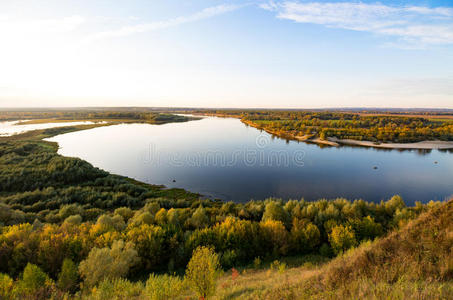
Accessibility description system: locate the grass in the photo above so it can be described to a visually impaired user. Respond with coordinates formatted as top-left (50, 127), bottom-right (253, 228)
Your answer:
top-left (208, 199), bottom-right (453, 299)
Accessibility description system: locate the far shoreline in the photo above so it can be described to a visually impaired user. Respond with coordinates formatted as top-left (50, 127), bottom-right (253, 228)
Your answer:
top-left (328, 137), bottom-right (453, 150)
top-left (239, 119), bottom-right (453, 150)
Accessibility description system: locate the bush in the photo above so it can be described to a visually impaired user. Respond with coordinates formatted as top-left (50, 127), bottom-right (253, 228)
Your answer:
top-left (185, 246), bottom-right (221, 299)
top-left (89, 278), bottom-right (143, 300)
top-left (0, 273), bottom-right (14, 300)
top-left (79, 240), bottom-right (139, 288)
top-left (319, 243), bottom-right (333, 257)
top-left (145, 273), bottom-right (186, 300)
top-left (63, 214), bottom-right (82, 226)
top-left (190, 206), bottom-right (210, 229)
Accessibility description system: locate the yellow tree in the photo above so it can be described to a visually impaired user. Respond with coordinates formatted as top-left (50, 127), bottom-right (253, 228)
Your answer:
top-left (185, 246), bottom-right (221, 300)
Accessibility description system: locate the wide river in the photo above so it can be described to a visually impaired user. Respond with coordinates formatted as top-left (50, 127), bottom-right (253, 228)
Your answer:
top-left (47, 116), bottom-right (453, 205)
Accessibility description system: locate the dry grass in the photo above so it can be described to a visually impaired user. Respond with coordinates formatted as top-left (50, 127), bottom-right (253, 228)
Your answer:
top-left (213, 265), bottom-right (321, 300)
top-left (210, 200), bottom-right (453, 299)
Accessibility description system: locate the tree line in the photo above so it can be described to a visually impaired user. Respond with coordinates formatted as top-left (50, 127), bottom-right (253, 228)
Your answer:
top-left (198, 110), bottom-right (453, 143)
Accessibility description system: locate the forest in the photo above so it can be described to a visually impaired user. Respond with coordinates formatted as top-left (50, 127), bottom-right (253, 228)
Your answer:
top-left (0, 111), bottom-right (445, 299)
top-left (197, 110), bottom-right (453, 143)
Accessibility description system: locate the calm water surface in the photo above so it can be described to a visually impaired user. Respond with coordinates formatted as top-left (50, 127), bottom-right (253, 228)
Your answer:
top-left (0, 120), bottom-right (98, 136)
top-left (47, 116), bottom-right (453, 205)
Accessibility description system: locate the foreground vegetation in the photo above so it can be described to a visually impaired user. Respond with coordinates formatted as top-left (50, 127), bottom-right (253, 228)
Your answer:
top-left (2, 199), bottom-right (451, 299)
top-left (1, 109), bottom-right (451, 299)
top-left (199, 110), bottom-right (453, 143)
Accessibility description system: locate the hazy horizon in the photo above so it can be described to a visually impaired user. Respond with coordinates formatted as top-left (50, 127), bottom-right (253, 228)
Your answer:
top-left (1, 0), bottom-right (452, 108)
top-left (2, 105), bottom-right (453, 111)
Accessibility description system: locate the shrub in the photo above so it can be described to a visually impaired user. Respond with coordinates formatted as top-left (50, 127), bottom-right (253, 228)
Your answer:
top-left (319, 243), bottom-right (333, 257)
top-left (270, 260), bottom-right (287, 274)
top-left (154, 208), bottom-right (168, 226)
top-left (253, 257), bottom-right (262, 269)
top-left (114, 207), bottom-right (134, 222)
top-left (190, 206), bottom-right (210, 229)
top-left (185, 246), bottom-right (221, 299)
top-left (0, 273), bottom-right (14, 300)
top-left (63, 214), bottom-right (82, 226)
top-left (79, 240), bottom-right (139, 288)
top-left (145, 273), bottom-right (185, 300)
top-left (89, 278), bottom-right (143, 300)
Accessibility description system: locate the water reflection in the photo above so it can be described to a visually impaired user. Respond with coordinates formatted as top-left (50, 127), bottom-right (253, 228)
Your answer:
top-left (0, 120), bottom-right (99, 136)
top-left (46, 116), bottom-right (453, 205)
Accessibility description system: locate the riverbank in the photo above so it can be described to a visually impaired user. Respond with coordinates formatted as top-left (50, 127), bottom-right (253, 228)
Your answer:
top-left (241, 119), bottom-right (453, 150)
top-left (329, 137), bottom-right (453, 150)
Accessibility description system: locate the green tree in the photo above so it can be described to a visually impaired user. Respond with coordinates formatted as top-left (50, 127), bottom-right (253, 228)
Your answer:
top-left (290, 219), bottom-right (321, 253)
top-left (260, 220), bottom-right (289, 256)
top-left (21, 263), bottom-right (49, 292)
top-left (16, 263), bottom-right (52, 299)
top-left (57, 258), bottom-right (78, 293)
top-left (185, 246), bottom-right (221, 299)
top-left (261, 201), bottom-right (290, 227)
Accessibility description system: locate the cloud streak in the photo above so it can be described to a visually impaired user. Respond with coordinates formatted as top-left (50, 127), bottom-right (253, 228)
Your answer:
top-left (85, 4), bottom-right (242, 42)
top-left (260, 1), bottom-right (453, 46)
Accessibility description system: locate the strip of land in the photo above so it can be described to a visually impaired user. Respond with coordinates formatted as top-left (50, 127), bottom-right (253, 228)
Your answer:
top-left (239, 115), bottom-right (453, 150)
top-left (328, 137), bottom-right (453, 150)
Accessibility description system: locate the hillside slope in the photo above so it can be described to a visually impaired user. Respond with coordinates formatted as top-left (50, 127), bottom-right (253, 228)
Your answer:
top-left (216, 200), bottom-right (453, 299)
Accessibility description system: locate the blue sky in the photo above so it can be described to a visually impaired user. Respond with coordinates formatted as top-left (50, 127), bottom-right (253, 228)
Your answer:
top-left (0, 0), bottom-right (452, 108)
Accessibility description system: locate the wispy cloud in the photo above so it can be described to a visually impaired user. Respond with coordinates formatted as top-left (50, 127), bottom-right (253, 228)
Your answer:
top-left (85, 4), bottom-right (242, 42)
top-left (260, 1), bottom-right (453, 46)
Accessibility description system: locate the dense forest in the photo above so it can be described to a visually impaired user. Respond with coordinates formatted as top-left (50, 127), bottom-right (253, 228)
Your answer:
top-left (0, 111), bottom-right (445, 299)
top-left (198, 110), bottom-right (453, 143)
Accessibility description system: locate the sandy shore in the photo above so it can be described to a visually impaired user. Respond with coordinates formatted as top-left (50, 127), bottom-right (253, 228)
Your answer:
top-left (328, 138), bottom-right (453, 150)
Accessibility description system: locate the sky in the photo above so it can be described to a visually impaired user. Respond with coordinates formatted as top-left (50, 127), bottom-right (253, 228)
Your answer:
top-left (0, 0), bottom-right (452, 109)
